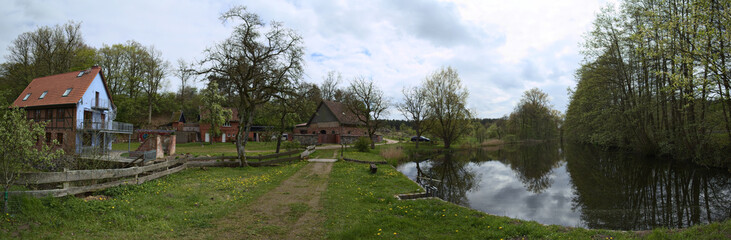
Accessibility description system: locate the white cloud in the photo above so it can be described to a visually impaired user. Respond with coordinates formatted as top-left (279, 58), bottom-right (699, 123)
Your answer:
top-left (0, 0), bottom-right (611, 118)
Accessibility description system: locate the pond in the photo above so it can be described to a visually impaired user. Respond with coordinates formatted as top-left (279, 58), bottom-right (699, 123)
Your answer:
top-left (395, 142), bottom-right (731, 230)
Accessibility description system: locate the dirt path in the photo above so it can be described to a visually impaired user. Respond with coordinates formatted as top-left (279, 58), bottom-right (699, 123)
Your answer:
top-left (198, 162), bottom-right (333, 239)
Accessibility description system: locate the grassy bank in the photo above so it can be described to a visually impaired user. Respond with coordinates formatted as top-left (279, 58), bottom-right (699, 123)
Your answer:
top-left (0, 162), bottom-right (306, 239)
top-left (322, 161), bottom-right (731, 239)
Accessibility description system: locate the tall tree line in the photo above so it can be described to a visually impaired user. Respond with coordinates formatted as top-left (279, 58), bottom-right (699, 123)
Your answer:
top-left (566, 0), bottom-right (731, 165)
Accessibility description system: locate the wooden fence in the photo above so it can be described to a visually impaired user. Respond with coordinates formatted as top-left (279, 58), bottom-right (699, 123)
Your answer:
top-left (11, 147), bottom-right (314, 198)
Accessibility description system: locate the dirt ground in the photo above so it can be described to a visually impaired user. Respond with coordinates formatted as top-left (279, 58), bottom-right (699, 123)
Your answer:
top-left (191, 162), bottom-right (334, 239)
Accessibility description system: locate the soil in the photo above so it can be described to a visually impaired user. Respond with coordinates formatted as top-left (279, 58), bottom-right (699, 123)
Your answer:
top-left (192, 162), bottom-right (334, 239)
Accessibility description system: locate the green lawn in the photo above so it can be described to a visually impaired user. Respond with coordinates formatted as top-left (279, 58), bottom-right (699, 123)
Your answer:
top-left (112, 141), bottom-right (294, 157)
top-left (0, 162), bottom-right (306, 239)
top-left (322, 161), bottom-right (731, 239)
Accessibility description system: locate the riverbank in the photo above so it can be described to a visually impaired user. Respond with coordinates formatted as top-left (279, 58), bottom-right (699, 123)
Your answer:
top-left (2, 143), bottom-right (730, 239)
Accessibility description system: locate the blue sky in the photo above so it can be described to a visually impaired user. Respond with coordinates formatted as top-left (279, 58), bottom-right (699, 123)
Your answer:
top-left (0, 0), bottom-right (614, 118)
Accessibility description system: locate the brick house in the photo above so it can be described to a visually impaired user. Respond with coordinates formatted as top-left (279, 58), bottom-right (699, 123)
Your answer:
top-left (12, 66), bottom-right (133, 154)
top-left (293, 100), bottom-right (379, 145)
top-left (198, 107), bottom-right (270, 143)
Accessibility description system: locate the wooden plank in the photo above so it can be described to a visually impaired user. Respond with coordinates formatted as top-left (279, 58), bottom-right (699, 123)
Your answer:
top-left (16, 158), bottom-right (186, 184)
top-left (10, 164), bottom-right (187, 198)
top-left (186, 160), bottom-right (240, 168)
top-left (188, 156), bottom-right (236, 161)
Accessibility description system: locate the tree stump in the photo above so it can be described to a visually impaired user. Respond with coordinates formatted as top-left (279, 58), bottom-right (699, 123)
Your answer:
top-left (369, 163), bottom-right (377, 174)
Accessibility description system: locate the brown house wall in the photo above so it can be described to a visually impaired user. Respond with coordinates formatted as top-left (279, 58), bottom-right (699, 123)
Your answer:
top-left (25, 105), bottom-right (77, 154)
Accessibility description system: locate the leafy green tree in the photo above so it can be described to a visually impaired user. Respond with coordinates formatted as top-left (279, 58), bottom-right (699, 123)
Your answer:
top-left (424, 66), bottom-right (471, 148)
top-left (508, 88), bottom-right (560, 140)
top-left (398, 85), bottom-right (429, 148)
top-left (344, 76), bottom-right (390, 149)
top-left (200, 82), bottom-right (232, 141)
top-left (1, 107), bottom-right (63, 213)
top-left (202, 5), bottom-right (304, 167)
top-left (0, 21), bottom-right (95, 103)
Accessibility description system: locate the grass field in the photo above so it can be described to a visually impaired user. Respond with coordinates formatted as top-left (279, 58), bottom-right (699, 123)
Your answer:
top-left (0, 162), bottom-right (306, 239)
top-left (112, 141), bottom-right (296, 157)
top-left (322, 161), bottom-right (731, 239)
top-left (4, 139), bottom-right (730, 239)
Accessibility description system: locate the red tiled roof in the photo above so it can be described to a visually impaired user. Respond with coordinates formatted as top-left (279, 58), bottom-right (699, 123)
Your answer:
top-left (12, 66), bottom-right (110, 108)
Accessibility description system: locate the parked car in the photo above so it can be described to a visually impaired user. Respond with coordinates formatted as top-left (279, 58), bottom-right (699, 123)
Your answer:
top-left (410, 136), bottom-right (430, 142)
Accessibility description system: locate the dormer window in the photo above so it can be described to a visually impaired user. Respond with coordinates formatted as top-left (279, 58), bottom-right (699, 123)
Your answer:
top-left (62, 88), bottom-right (72, 97)
top-left (39, 91), bottom-right (47, 99)
top-left (22, 93), bottom-right (31, 101)
top-left (77, 71), bottom-right (85, 77)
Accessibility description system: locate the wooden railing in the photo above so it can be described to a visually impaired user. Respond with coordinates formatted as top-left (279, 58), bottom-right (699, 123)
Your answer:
top-left (11, 146), bottom-right (316, 198)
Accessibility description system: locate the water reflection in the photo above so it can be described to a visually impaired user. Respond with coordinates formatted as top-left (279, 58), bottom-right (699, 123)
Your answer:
top-left (396, 142), bottom-right (731, 230)
top-left (565, 144), bottom-right (731, 230)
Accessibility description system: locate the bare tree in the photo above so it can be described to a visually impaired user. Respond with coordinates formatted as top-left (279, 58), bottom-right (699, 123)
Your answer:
top-left (201, 5), bottom-right (304, 167)
top-left (141, 46), bottom-right (169, 125)
top-left (320, 71), bottom-right (342, 101)
top-left (424, 66), bottom-right (471, 148)
top-left (344, 76), bottom-right (389, 149)
top-left (398, 85), bottom-right (429, 148)
top-left (174, 59), bottom-right (196, 108)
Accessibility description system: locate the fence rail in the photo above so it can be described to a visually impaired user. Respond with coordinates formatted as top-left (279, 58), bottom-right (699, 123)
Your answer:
top-left (11, 146), bottom-right (315, 198)
top-left (79, 120), bottom-right (134, 133)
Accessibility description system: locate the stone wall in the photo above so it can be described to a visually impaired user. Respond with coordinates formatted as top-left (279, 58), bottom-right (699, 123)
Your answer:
top-left (293, 134), bottom-right (318, 146)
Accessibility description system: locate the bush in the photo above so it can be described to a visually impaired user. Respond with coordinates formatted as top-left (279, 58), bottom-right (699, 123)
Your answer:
top-left (282, 140), bottom-right (302, 150)
top-left (354, 137), bottom-right (372, 152)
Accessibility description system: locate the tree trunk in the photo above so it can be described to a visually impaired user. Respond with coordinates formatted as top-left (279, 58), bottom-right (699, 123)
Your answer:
top-left (236, 112), bottom-right (254, 167)
top-left (3, 186), bottom-right (8, 214)
top-left (414, 128), bottom-right (420, 149)
top-left (275, 112), bottom-right (287, 153)
top-left (148, 102), bottom-right (152, 125)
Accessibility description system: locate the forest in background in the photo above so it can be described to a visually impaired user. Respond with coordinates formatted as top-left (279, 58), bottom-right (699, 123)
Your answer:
top-left (566, 0), bottom-right (731, 166)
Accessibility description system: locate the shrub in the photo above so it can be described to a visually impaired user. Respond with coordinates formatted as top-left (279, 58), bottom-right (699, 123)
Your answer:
top-left (354, 137), bottom-right (371, 152)
top-left (282, 140), bottom-right (301, 150)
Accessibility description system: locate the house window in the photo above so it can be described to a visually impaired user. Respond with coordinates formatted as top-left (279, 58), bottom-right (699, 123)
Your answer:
top-left (46, 132), bottom-right (52, 144)
top-left (223, 122), bottom-right (231, 127)
top-left (22, 93), bottom-right (31, 101)
top-left (62, 88), bottom-right (72, 97)
top-left (57, 133), bottom-right (64, 145)
top-left (347, 131), bottom-right (351, 134)
top-left (332, 130), bottom-right (336, 134)
top-left (300, 130), bottom-right (307, 134)
top-left (39, 91), bottom-right (47, 99)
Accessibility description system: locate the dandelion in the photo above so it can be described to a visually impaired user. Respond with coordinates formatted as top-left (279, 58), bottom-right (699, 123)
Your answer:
top-left (499, 226), bottom-right (503, 230)
top-left (394, 232), bottom-right (397, 235)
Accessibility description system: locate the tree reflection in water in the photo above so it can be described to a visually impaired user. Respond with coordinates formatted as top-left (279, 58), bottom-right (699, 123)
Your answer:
top-left (415, 150), bottom-right (478, 206)
top-left (399, 142), bottom-right (731, 230)
top-left (565, 144), bottom-right (731, 230)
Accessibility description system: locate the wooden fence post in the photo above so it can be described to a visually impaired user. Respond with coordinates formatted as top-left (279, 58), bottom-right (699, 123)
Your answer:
top-left (62, 168), bottom-right (69, 190)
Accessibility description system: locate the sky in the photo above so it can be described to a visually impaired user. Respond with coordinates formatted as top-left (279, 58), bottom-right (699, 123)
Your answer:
top-left (0, 0), bottom-right (614, 118)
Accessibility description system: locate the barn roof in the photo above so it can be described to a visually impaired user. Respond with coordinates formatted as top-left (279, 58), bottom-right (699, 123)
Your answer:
top-left (306, 100), bottom-right (361, 126)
